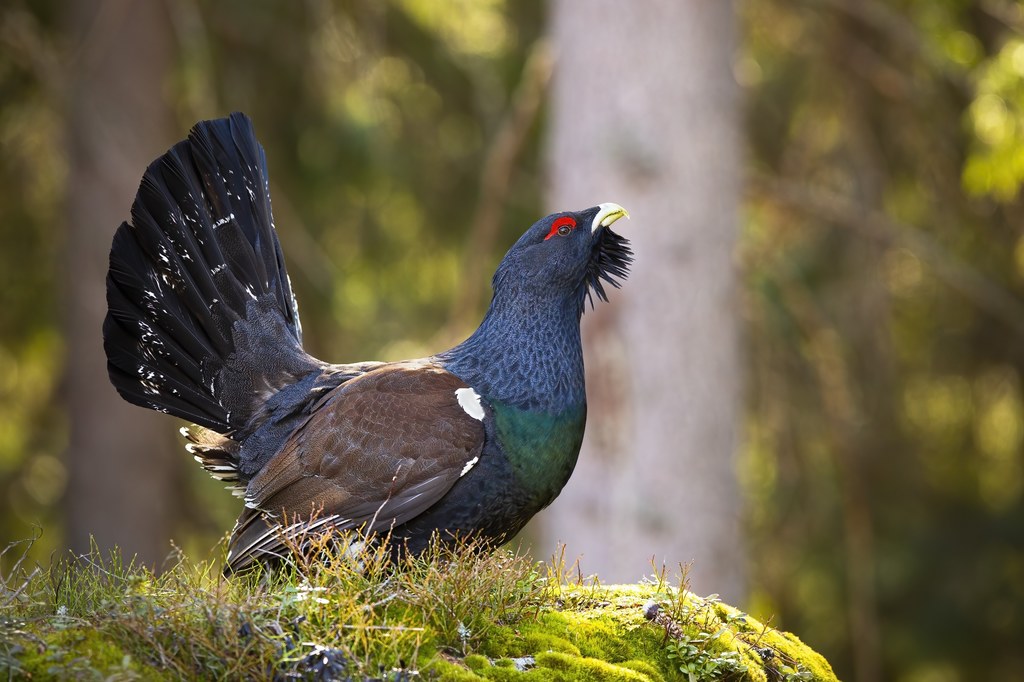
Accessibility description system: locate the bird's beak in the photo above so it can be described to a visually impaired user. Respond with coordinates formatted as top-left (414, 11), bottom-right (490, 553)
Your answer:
top-left (591, 203), bottom-right (630, 233)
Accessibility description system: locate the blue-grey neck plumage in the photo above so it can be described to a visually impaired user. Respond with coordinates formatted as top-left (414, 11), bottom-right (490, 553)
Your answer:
top-left (439, 286), bottom-right (585, 412)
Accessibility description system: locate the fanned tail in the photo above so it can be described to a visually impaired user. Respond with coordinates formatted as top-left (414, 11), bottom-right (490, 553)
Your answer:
top-left (103, 112), bottom-right (320, 434)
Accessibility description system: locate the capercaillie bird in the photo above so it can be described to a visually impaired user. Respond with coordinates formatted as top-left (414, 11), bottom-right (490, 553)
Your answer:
top-left (103, 113), bottom-right (632, 572)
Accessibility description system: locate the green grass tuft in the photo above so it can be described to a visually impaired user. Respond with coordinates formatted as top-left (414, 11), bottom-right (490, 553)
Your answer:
top-left (0, 536), bottom-right (838, 681)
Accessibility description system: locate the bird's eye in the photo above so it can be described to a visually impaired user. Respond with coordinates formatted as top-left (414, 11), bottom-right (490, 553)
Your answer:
top-left (545, 216), bottom-right (577, 240)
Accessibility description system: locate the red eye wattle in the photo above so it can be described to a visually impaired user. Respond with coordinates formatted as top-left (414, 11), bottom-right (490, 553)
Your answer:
top-left (545, 216), bottom-right (577, 240)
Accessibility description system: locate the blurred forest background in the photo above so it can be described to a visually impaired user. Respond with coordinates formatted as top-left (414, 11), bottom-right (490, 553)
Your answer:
top-left (2, 1), bottom-right (1024, 681)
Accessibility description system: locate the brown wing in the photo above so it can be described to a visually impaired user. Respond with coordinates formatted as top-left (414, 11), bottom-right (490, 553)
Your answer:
top-left (225, 361), bottom-right (485, 570)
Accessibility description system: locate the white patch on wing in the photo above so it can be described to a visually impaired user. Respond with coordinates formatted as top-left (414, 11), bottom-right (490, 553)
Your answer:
top-left (455, 387), bottom-right (485, 421)
top-left (460, 456), bottom-right (480, 477)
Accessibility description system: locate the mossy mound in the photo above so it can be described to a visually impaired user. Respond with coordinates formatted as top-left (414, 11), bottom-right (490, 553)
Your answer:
top-left (0, 541), bottom-right (836, 681)
top-left (429, 584), bottom-right (835, 681)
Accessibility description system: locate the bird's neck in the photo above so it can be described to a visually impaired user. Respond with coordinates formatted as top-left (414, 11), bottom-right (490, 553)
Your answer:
top-left (440, 291), bottom-right (585, 412)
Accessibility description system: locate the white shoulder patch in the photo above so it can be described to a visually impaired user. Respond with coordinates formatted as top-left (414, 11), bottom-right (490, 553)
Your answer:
top-left (455, 387), bottom-right (485, 421)
top-left (460, 456), bottom-right (480, 477)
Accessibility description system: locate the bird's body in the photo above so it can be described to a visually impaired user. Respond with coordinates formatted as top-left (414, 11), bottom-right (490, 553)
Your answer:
top-left (103, 113), bottom-right (631, 571)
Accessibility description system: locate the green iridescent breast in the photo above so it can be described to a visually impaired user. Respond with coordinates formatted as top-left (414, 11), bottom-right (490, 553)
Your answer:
top-left (490, 401), bottom-right (587, 508)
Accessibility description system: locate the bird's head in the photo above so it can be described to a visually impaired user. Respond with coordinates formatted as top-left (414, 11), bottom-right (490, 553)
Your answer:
top-left (492, 203), bottom-right (633, 313)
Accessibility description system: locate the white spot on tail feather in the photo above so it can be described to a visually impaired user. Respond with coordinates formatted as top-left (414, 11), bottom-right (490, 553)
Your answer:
top-left (455, 388), bottom-right (484, 421)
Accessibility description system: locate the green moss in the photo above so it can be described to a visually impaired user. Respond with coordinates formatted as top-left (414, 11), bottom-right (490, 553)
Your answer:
top-left (522, 630), bottom-right (581, 656)
top-left (431, 657), bottom-right (491, 681)
top-left (478, 608), bottom-right (664, 667)
top-left (479, 615), bottom-right (583, 659)
top-left (755, 625), bottom-right (836, 681)
top-left (435, 585), bottom-right (836, 681)
top-left (14, 627), bottom-right (164, 680)
top-left (618, 659), bottom-right (666, 682)
top-left (535, 651), bottom-right (660, 680)
top-left (468, 584), bottom-right (835, 682)
top-left (435, 653), bottom-right (657, 681)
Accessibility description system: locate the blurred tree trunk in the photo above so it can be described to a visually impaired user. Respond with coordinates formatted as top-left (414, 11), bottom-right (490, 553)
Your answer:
top-left (533, 0), bottom-right (745, 600)
top-left (63, 0), bottom-right (177, 565)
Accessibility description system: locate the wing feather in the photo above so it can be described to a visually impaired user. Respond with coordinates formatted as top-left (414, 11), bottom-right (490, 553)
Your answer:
top-left (226, 361), bottom-right (485, 571)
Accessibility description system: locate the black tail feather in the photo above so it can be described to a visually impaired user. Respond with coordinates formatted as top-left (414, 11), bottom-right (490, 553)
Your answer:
top-left (104, 112), bottom-right (319, 433)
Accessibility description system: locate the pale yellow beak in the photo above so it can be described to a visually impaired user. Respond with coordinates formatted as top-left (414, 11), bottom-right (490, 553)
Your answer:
top-left (591, 202), bottom-right (630, 233)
